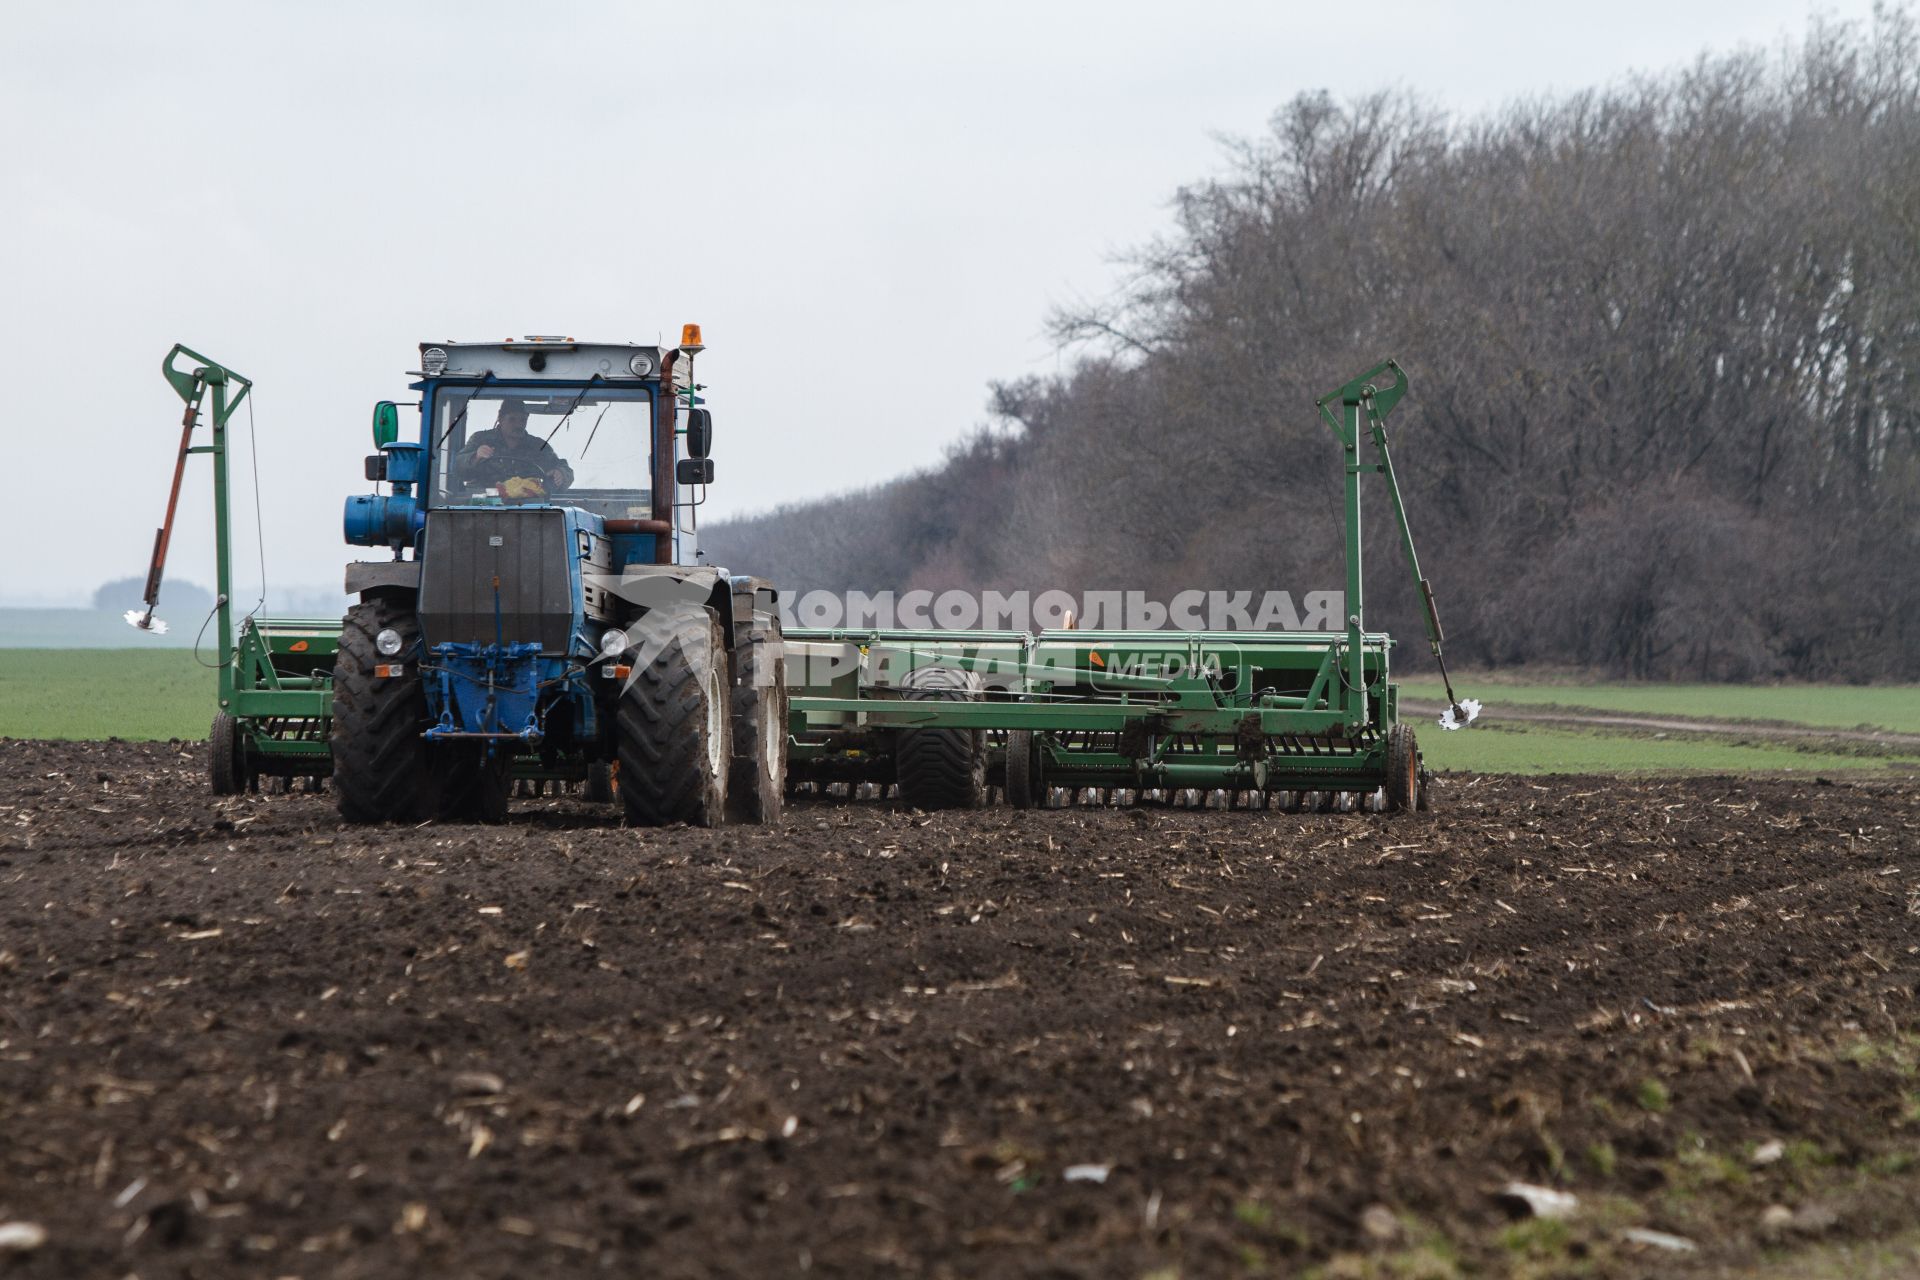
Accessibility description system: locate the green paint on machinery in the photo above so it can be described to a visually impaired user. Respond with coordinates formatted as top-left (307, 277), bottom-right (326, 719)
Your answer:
top-left (133, 346), bottom-right (338, 792)
top-left (781, 359), bottom-right (1470, 811)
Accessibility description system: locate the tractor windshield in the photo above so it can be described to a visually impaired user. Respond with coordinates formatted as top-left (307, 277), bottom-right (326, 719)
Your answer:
top-left (430, 386), bottom-right (654, 518)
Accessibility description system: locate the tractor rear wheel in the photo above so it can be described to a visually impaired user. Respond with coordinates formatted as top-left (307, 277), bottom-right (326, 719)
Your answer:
top-left (1005, 728), bottom-right (1040, 809)
top-left (332, 596), bottom-right (434, 823)
top-left (434, 744), bottom-right (511, 824)
top-left (896, 665), bottom-right (987, 810)
top-left (584, 761), bottom-right (616, 803)
top-left (1385, 723), bottom-right (1419, 812)
top-left (210, 711), bottom-right (242, 796)
top-left (726, 623), bottom-right (787, 824)
top-left (615, 604), bottom-right (732, 827)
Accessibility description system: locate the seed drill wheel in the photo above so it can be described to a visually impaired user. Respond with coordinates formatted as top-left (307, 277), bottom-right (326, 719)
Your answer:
top-left (1385, 723), bottom-right (1420, 812)
top-left (209, 711), bottom-right (243, 796)
top-left (332, 596), bottom-right (434, 823)
top-left (1005, 729), bottom-right (1042, 809)
top-left (616, 604), bottom-right (732, 828)
top-left (896, 665), bottom-right (987, 810)
top-left (726, 622), bottom-right (787, 825)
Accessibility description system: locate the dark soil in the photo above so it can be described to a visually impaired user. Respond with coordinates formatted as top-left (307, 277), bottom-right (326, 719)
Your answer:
top-left (2, 739), bottom-right (1917, 1278)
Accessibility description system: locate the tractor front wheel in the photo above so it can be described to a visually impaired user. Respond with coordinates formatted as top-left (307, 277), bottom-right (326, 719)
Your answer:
top-left (615, 604), bottom-right (732, 827)
top-left (332, 596), bottom-right (433, 823)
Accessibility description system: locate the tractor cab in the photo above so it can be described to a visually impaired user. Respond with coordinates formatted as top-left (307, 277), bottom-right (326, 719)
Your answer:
top-left (350, 334), bottom-right (712, 565)
top-left (418, 339), bottom-right (688, 520)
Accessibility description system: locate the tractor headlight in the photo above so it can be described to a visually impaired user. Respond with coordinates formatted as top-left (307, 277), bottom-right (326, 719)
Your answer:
top-left (375, 628), bottom-right (406, 656)
top-left (628, 351), bottom-right (655, 377)
top-left (600, 627), bottom-right (628, 656)
top-left (421, 347), bottom-right (449, 376)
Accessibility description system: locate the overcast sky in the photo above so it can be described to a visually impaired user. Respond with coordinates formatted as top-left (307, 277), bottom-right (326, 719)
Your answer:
top-left (0, 0), bottom-right (1877, 608)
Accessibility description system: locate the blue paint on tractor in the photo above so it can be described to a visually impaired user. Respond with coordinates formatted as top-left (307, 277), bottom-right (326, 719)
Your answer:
top-left (342, 491), bottom-right (419, 549)
top-left (426, 640), bottom-right (549, 741)
top-left (343, 442), bottom-right (428, 551)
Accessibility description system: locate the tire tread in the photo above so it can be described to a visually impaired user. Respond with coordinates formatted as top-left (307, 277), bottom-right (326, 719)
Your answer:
top-left (897, 666), bottom-right (987, 810)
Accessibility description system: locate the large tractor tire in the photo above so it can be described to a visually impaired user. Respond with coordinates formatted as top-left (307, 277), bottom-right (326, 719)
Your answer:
top-left (209, 711), bottom-right (243, 796)
top-left (726, 622), bottom-right (787, 825)
top-left (896, 665), bottom-right (987, 810)
top-left (434, 744), bottom-right (511, 824)
top-left (1385, 723), bottom-right (1420, 812)
top-left (583, 761), bottom-right (616, 804)
top-left (332, 596), bottom-right (434, 823)
top-left (616, 604), bottom-right (732, 827)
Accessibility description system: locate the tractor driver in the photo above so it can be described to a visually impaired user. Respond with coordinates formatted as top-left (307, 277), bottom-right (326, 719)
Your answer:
top-left (456, 400), bottom-right (574, 495)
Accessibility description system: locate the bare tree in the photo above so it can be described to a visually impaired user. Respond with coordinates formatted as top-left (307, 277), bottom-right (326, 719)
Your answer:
top-left (710, 9), bottom-right (1920, 680)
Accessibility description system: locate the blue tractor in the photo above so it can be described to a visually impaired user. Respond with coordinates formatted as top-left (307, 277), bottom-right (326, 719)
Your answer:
top-left (333, 330), bottom-right (785, 827)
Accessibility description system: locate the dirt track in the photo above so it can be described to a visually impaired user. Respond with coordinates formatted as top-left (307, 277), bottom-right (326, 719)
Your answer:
top-left (2, 739), bottom-right (1918, 1278)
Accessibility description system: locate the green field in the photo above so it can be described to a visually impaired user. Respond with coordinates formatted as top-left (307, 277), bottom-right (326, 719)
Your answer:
top-left (3, 650), bottom-right (1917, 776)
top-left (0, 649), bottom-right (217, 740)
top-left (1416, 720), bottom-right (1915, 775)
top-left (1400, 678), bottom-right (1920, 735)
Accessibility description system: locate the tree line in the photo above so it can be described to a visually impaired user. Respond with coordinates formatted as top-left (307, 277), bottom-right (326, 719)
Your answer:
top-left (706, 11), bottom-right (1920, 681)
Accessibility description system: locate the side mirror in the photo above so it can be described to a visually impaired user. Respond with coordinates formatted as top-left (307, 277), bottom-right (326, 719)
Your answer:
top-left (676, 457), bottom-right (715, 486)
top-left (685, 407), bottom-right (713, 459)
top-left (371, 401), bottom-right (401, 448)
top-left (364, 454), bottom-right (388, 482)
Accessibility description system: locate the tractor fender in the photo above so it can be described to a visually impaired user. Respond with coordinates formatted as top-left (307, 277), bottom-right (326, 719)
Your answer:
top-left (724, 575), bottom-right (778, 649)
top-left (611, 566), bottom-right (776, 653)
top-left (345, 560), bottom-right (420, 600)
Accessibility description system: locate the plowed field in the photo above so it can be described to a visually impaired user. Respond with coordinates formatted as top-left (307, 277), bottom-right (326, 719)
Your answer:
top-left (2, 739), bottom-right (1917, 1277)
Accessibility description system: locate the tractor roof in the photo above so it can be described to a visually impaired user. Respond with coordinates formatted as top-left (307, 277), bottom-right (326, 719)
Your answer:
top-left (418, 337), bottom-right (669, 382)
